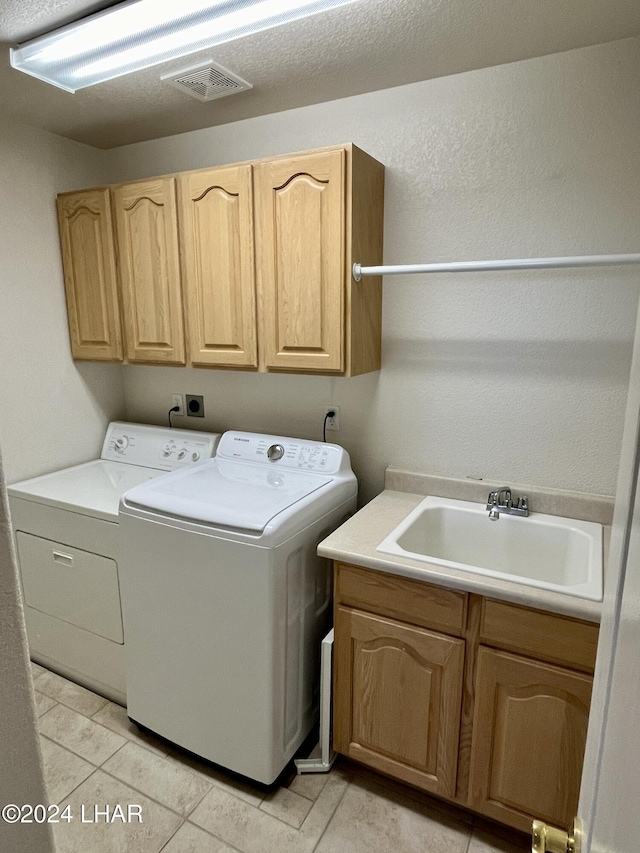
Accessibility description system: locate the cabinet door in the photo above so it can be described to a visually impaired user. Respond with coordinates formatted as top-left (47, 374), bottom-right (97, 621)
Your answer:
top-left (113, 177), bottom-right (185, 364)
top-left (255, 149), bottom-right (345, 372)
top-left (334, 606), bottom-right (464, 798)
top-left (57, 189), bottom-right (122, 361)
top-left (179, 165), bottom-right (257, 368)
top-left (468, 647), bottom-right (592, 833)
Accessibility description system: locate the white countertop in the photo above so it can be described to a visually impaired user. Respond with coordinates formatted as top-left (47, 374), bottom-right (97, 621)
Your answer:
top-left (318, 489), bottom-right (605, 623)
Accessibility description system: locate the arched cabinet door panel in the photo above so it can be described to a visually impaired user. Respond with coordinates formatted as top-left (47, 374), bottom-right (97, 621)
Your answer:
top-left (57, 188), bottom-right (122, 361)
top-left (334, 605), bottom-right (464, 798)
top-left (254, 150), bottom-right (346, 373)
top-left (113, 177), bottom-right (185, 365)
top-left (468, 646), bottom-right (592, 834)
top-left (179, 165), bottom-right (257, 368)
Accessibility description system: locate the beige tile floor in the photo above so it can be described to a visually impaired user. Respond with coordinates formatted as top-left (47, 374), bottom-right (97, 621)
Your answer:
top-left (30, 661), bottom-right (530, 853)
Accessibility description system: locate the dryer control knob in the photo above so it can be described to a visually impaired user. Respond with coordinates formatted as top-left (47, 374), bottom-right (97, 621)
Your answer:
top-left (177, 448), bottom-right (188, 460)
top-left (267, 444), bottom-right (285, 461)
top-left (114, 436), bottom-right (129, 452)
top-left (191, 451), bottom-right (200, 462)
top-left (161, 443), bottom-right (175, 457)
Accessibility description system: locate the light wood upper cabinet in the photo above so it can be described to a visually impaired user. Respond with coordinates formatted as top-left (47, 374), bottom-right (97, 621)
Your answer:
top-left (254, 144), bottom-right (384, 375)
top-left (255, 149), bottom-right (346, 372)
top-left (334, 605), bottom-right (464, 798)
top-left (178, 165), bottom-right (257, 368)
top-left (113, 177), bottom-right (186, 365)
top-left (468, 647), bottom-right (592, 833)
top-left (57, 188), bottom-right (122, 361)
top-left (57, 144), bottom-right (384, 373)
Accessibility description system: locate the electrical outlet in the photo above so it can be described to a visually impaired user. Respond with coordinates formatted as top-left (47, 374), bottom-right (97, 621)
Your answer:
top-left (171, 393), bottom-right (184, 416)
top-left (324, 406), bottom-right (340, 431)
top-left (186, 394), bottom-right (204, 418)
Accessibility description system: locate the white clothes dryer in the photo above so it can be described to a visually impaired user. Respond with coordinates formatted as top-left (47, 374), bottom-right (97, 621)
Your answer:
top-left (8, 422), bottom-right (220, 702)
top-left (119, 430), bottom-right (357, 784)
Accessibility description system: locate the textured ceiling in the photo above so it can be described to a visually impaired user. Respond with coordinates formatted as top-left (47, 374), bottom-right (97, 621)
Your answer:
top-left (1, 0), bottom-right (639, 149)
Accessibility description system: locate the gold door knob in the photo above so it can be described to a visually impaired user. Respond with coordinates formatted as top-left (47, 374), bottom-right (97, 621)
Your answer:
top-left (531, 818), bottom-right (581, 853)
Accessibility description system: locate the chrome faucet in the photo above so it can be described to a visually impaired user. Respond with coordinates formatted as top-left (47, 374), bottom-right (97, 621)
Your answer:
top-left (486, 486), bottom-right (529, 520)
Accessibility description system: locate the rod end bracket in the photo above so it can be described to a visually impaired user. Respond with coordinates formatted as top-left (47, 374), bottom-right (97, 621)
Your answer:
top-left (352, 262), bottom-right (362, 282)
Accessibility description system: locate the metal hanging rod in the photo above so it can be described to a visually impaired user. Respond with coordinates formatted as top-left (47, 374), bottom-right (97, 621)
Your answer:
top-left (352, 253), bottom-right (640, 281)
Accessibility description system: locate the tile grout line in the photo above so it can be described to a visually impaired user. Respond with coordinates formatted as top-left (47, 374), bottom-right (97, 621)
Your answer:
top-left (95, 750), bottom-right (295, 831)
top-left (97, 763), bottom-right (211, 822)
top-left (464, 825), bottom-right (472, 853)
top-left (32, 677), bottom-right (110, 719)
top-left (38, 715), bottom-right (128, 768)
top-left (157, 820), bottom-right (245, 853)
top-left (36, 674), bottom-right (304, 824)
top-left (36, 675), bottom-right (500, 851)
top-left (34, 695), bottom-right (59, 719)
top-left (39, 671), bottom-right (477, 851)
top-left (52, 762), bottom-right (101, 809)
top-left (256, 799), bottom-right (312, 832)
top-left (309, 778), bottom-right (351, 853)
top-left (54, 768), bottom-right (100, 810)
top-left (90, 723), bottom-right (173, 760)
top-left (47, 705), bottom-right (293, 830)
top-left (155, 820), bottom-right (185, 853)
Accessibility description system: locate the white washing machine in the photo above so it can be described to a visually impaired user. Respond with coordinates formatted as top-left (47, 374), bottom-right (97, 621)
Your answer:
top-left (119, 430), bottom-right (357, 784)
top-left (7, 422), bottom-right (220, 702)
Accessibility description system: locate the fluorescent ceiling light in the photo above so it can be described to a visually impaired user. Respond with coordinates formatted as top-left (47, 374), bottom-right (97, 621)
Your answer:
top-left (10, 0), bottom-right (360, 93)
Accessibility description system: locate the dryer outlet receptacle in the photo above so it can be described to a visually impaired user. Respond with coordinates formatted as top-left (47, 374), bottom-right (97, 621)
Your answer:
top-left (186, 395), bottom-right (205, 418)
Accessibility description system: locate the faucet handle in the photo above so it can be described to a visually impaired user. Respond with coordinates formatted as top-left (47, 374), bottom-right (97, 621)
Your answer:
top-left (496, 487), bottom-right (512, 508)
top-left (486, 490), bottom-right (498, 509)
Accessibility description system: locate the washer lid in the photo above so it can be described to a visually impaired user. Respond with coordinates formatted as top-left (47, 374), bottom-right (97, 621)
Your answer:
top-left (123, 458), bottom-right (333, 532)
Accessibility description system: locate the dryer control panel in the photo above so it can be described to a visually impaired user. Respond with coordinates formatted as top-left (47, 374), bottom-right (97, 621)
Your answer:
top-left (216, 431), bottom-right (350, 475)
top-left (101, 422), bottom-right (220, 471)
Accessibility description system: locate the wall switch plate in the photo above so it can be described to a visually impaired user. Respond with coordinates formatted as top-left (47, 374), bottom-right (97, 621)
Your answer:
top-left (171, 394), bottom-right (184, 416)
top-left (324, 406), bottom-right (340, 431)
top-left (186, 394), bottom-right (204, 418)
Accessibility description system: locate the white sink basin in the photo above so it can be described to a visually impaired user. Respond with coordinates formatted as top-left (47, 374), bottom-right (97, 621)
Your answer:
top-left (377, 496), bottom-right (603, 601)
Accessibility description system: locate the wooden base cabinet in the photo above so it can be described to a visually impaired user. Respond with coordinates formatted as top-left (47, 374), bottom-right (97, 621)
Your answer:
top-left (332, 561), bottom-right (598, 834)
top-left (334, 606), bottom-right (464, 798)
top-left (468, 648), bottom-right (592, 833)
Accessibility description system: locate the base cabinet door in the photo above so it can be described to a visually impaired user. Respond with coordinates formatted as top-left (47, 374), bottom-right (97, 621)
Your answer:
top-left (468, 647), bottom-right (592, 833)
top-left (334, 606), bottom-right (464, 798)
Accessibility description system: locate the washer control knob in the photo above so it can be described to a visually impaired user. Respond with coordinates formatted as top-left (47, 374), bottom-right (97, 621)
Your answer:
top-left (177, 448), bottom-right (188, 460)
top-left (191, 451), bottom-right (200, 462)
top-left (161, 443), bottom-right (175, 457)
top-left (267, 444), bottom-right (285, 461)
top-left (114, 436), bottom-right (129, 452)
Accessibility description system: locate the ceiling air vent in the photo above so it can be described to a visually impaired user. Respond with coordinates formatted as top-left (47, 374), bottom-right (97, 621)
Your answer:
top-left (162, 61), bottom-right (252, 102)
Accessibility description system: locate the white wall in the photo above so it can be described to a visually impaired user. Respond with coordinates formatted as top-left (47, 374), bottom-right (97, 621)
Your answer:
top-left (0, 118), bottom-right (125, 483)
top-left (0, 451), bottom-right (54, 853)
top-left (109, 38), bottom-right (640, 504)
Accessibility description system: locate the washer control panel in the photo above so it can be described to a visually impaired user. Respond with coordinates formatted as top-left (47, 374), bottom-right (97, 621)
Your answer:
top-left (102, 423), bottom-right (220, 470)
top-left (217, 431), bottom-right (349, 474)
